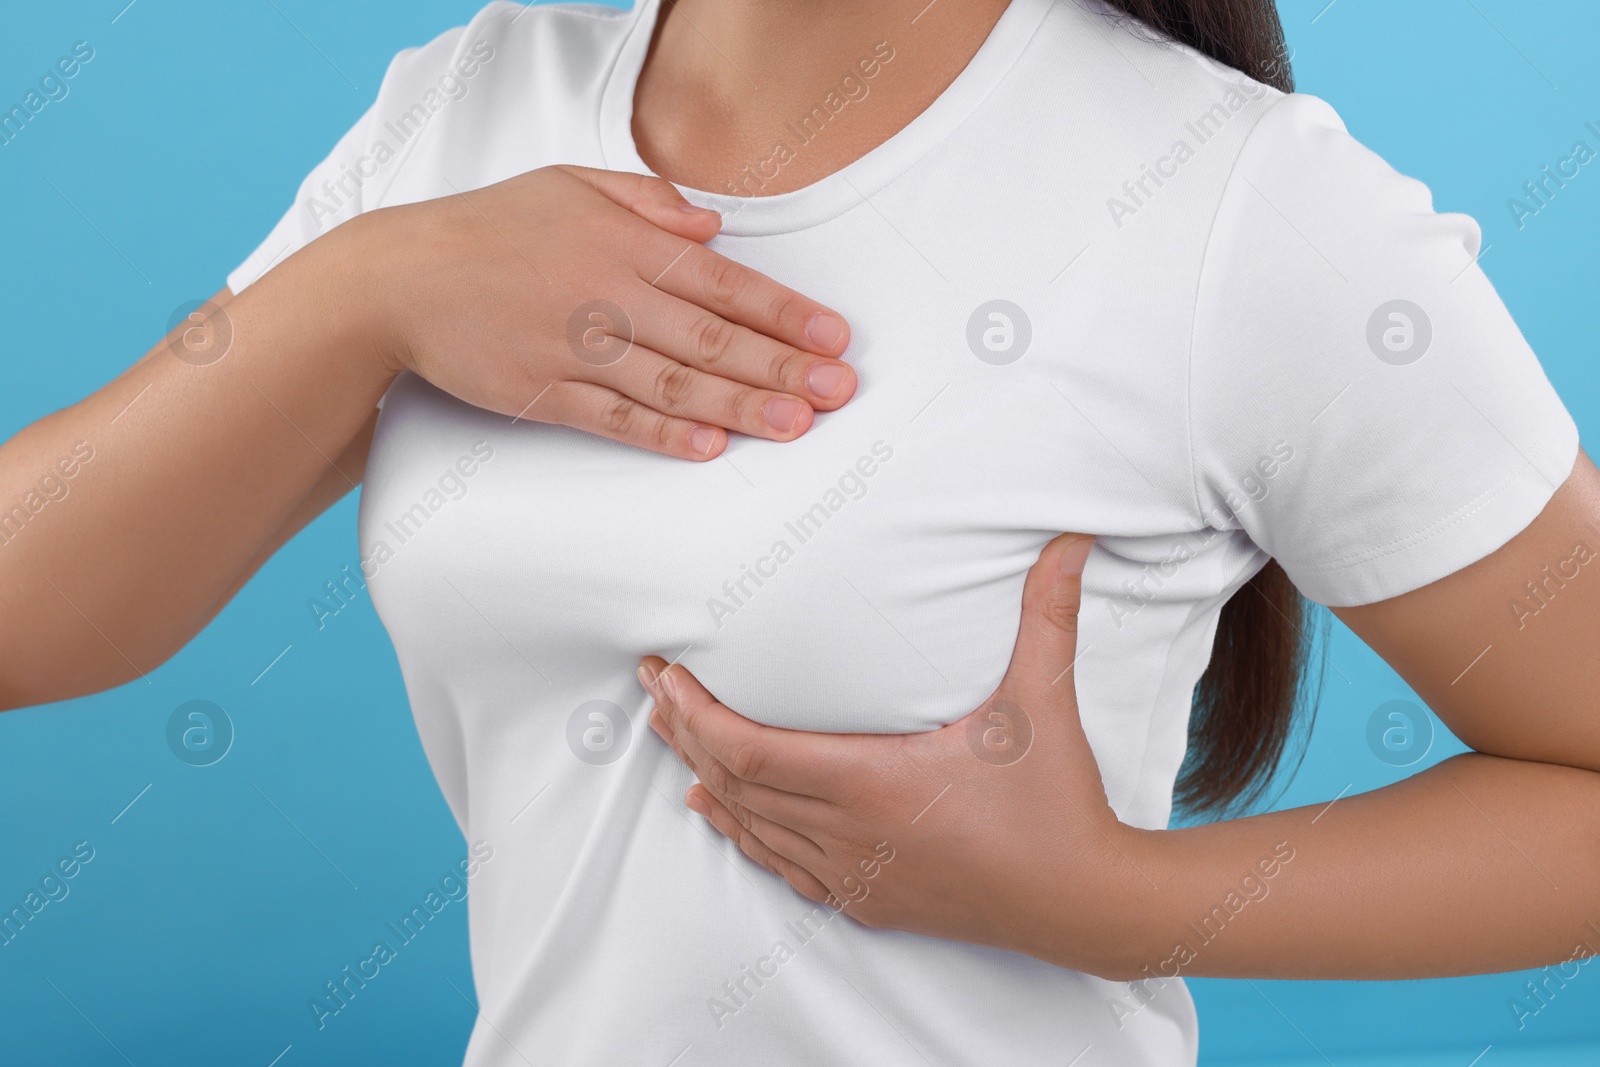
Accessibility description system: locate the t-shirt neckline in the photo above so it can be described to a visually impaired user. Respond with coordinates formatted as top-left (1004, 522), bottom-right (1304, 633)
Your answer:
top-left (599, 0), bottom-right (1054, 237)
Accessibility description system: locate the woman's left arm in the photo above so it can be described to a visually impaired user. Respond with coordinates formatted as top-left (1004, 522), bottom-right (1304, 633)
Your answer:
top-left (641, 453), bottom-right (1600, 982)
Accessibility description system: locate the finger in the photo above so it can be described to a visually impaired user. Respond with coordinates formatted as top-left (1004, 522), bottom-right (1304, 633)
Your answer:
top-left (595, 342), bottom-right (817, 443)
top-left (639, 656), bottom-right (852, 798)
top-left (1000, 532), bottom-right (1094, 707)
top-left (653, 703), bottom-right (837, 832)
top-left (555, 165), bottom-right (724, 243)
top-left (538, 379), bottom-right (727, 461)
top-left (644, 242), bottom-right (850, 358)
top-left (688, 789), bottom-right (835, 905)
top-left (675, 723), bottom-right (838, 828)
top-left (650, 708), bottom-right (704, 775)
top-left (686, 783), bottom-right (833, 874)
top-left (627, 287), bottom-right (857, 412)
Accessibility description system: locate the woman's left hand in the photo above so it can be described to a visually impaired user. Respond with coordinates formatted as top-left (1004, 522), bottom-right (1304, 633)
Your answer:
top-left (638, 533), bottom-right (1154, 974)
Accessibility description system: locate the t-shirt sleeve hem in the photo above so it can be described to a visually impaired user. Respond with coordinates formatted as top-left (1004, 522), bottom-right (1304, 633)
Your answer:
top-left (1293, 416), bottom-right (1580, 607)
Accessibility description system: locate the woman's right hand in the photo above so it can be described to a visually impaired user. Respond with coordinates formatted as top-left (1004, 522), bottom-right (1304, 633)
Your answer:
top-left (348, 164), bottom-right (856, 460)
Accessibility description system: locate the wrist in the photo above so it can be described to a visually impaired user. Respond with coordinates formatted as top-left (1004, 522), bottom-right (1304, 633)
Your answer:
top-left (1101, 827), bottom-right (1193, 982)
top-left (313, 207), bottom-right (412, 386)
top-left (1088, 825), bottom-right (1303, 983)
top-left (1029, 824), bottom-right (1186, 981)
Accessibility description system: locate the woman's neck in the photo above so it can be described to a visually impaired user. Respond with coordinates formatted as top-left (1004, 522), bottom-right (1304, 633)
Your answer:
top-left (632, 0), bottom-right (1013, 196)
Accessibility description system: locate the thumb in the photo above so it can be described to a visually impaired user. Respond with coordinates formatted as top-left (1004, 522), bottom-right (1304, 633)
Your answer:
top-left (1000, 533), bottom-right (1094, 706)
top-left (558, 165), bottom-right (723, 242)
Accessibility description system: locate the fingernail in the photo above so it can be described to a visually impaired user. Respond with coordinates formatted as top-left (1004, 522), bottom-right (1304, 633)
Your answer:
top-left (689, 426), bottom-right (720, 454)
top-left (806, 361), bottom-right (850, 399)
top-left (806, 312), bottom-right (846, 351)
top-left (686, 792), bottom-right (711, 817)
top-left (659, 668), bottom-right (680, 702)
top-left (637, 664), bottom-right (658, 694)
top-left (1058, 537), bottom-right (1093, 575)
top-left (678, 201), bottom-right (718, 216)
top-left (763, 396), bottom-right (806, 433)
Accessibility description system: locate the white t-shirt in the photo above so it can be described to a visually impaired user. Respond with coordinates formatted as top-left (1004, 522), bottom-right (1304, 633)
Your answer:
top-left (228, 1), bottom-right (1579, 1063)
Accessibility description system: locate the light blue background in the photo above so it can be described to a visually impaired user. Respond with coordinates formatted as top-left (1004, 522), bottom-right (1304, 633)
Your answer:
top-left (1, 1), bottom-right (1595, 1064)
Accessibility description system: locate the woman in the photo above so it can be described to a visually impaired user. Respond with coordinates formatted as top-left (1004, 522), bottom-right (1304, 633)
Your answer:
top-left (3, 0), bottom-right (1595, 1064)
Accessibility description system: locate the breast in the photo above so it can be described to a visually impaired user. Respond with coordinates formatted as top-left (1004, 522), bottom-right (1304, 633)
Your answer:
top-left (359, 369), bottom-right (1049, 735)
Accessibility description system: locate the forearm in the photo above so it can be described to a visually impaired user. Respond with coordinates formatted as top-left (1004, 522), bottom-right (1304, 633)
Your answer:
top-left (1082, 753), bottom-right (1600, 981)
top-left (0, 230), bottom-right (393, 709)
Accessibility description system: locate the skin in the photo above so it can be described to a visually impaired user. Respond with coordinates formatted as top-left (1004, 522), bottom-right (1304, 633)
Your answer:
top-left (630, 0), bottom-right (1600, 981)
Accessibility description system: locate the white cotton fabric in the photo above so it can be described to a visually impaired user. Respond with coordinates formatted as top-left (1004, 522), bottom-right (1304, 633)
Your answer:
top-left (228, 1), bottom-right (1578, 1063)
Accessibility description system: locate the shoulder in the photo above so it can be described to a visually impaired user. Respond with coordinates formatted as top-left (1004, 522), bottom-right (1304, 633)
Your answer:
top-left (375, 1), bottom-right (638, 97)
top-left (1223, 92), bottom-right (1437, 221)
top-left (1043, 0), bottom-right (1288, 148)
top-left (1056, 3), bottom-right (1423, 209)
top-left (1006, 0), bottom-right (1314, 244)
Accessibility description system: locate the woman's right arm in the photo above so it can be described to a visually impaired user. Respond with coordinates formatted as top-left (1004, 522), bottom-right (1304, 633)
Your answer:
top-left (0, 166), bottom-right (854, 710)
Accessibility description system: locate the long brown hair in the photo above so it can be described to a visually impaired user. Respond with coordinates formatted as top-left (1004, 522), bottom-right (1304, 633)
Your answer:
top-left (1098, 0), bottom-right (1325, 817)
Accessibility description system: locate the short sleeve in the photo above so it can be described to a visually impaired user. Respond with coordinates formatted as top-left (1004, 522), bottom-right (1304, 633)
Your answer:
top-left (225, 23), bottom-right (473, 294)
top-left (1188, 93), bottom-right (1580, 607)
